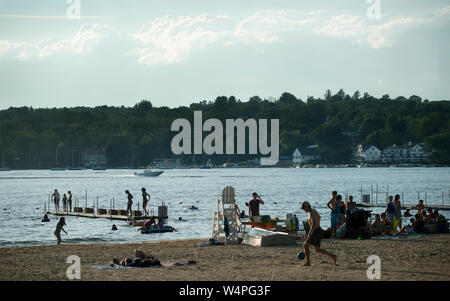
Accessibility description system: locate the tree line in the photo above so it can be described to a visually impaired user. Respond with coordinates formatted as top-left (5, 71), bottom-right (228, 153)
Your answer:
top-left (0, 89), bottom-right (449, 169)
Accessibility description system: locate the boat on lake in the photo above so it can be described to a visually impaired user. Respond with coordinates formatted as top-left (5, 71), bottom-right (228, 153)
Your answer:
top-left (134, 167), bottom-right (164, 177)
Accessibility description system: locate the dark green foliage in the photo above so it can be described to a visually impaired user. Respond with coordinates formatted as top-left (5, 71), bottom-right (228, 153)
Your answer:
top-left (0, 90), bottom-right (449, 168)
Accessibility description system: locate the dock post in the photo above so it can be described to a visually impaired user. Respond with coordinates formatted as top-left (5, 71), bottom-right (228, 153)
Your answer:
top-left (360, 184), bottom-right (362, 202)
top-left (425, 192), bottom-right (427, 206)
top-left (376, 184), bottom-right (378, 205)
top-left (401, 192), bottom-right (404, 204)
top-left (138, 202), bottom-right (140, 212)
top-left (113, 197), bottom-right (115, 210)
top-left (417, 191), bottom-right (420, 201)
top-left (371, 185), bottom-right (373, 204)
top-left (442, 191), bottom-right (444, 205)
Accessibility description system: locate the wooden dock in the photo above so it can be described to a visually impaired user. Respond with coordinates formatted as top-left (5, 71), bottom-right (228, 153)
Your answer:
top-left (46, 211), bottom-right (168, 221)
top-left (357, 203), bottom-right (450, 211)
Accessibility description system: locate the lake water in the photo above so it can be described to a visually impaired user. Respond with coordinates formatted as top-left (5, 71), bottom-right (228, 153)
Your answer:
top-left (0, 167), bottom-right (449, 247)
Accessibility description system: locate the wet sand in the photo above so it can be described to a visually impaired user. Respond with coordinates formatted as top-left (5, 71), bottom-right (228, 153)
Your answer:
top-left (0, 234), bottom-right (449, 281)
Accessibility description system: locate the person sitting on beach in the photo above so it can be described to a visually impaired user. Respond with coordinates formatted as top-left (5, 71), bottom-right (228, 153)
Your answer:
top-left (370, 214), bottom-right (385, 236)
top-left (399, 218), bottom-right (416, 234)
top-left (415, 200), bottom-right (425, 213)
top-left (301, 201), bottom-right (337, 266)
top-left (380, 212), bottom-right (391, 234)
top-left (52, 189), bottom-right (60, 212)
top-left (426, 207), bottom-right (435, 219)
top-left (327, 191), bottom-right (340, 238)
top-left (248, 192), bottom-right (264, 222)
top-left (421, 210), bottom-right (430, 222)
top-left (41, 214), bottom-right (50, 222)
top-left (404, 209), bottom-right (412, 217)
top-left (54, 217), bottom-right (67, 245)
top-left (413, 213), bottom-right (425, 233)
top-left (125, 190), bottom-right (133, 216)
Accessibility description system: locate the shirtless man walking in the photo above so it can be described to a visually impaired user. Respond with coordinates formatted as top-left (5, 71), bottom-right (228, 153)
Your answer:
top-left (301, 201), bottom-right (337, 266)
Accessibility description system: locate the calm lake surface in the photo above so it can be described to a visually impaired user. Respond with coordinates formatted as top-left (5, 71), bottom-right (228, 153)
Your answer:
top-left (0, 167), bottom-right (449, 247)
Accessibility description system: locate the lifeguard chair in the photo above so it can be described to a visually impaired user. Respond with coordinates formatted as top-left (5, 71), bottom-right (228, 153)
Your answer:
top-left (211, 186), bottom-right (239, 244)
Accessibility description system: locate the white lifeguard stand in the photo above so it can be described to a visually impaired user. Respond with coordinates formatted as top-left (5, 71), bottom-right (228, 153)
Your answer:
top-left (211, 186), bottom-right (239, 244)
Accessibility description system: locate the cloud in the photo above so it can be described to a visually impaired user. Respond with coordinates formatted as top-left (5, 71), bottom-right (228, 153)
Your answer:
top-left (314, 6), bottom-right (450, 49)
top-left (313, 14), bottom-right (365, 38)
top-left (235, 9), bottom-right (321, 43)
top-left (128, 14), bottom-right (227, 65)
top-left (38, 24), bottom-right (112, 57)
top-left (0, 24), bottom-right (112, 60)
top-left (129, 10), bottom-right (322, 64)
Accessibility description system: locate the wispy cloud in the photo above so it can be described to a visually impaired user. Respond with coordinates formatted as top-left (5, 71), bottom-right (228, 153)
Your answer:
top-left (0, 24), bottom-right (112, 60)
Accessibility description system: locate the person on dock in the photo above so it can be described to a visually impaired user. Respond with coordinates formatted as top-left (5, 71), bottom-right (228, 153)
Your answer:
top-left (301, 201), bottom-right (337, 266)
top-left (327, 191), bottom-right (340, 238)
top-left (125, 190), bottom-right (133, 216)
top-left (415, 199), bottom-right (425, 213)
top-left (62, 194), bottom-right (67, 212)
top-left (248, 192), bottom-right (264, 222)
top-left (54, 217), bottom-right (67, 244)
top-left (51, 189), bottom-right (60, 212)
top-left (67, 191), bottom-right (72, 212)
top-left (141, 188), bottom-right (150, 216)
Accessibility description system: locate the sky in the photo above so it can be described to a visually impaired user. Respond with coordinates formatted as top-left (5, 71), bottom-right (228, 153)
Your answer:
top-left (0, 0), bottom-right (449, 109)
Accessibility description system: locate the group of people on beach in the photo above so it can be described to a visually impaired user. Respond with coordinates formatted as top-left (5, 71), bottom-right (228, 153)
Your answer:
top-left (326, 191), bottom-right (357, 238)
top-left (51, 189), bottom-right (72, 212)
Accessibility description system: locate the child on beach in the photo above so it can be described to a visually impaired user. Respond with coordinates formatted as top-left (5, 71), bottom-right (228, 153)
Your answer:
top-left (54, 217), bottom-right (67, 244)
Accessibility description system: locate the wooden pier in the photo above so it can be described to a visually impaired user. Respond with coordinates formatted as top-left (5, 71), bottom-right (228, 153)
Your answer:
top-left (45, 210), bottom-right (168, 221)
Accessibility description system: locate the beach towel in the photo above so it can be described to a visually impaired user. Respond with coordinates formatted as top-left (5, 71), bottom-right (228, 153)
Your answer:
top-left (88, 261), bottom-right (196, 270)
top-left (370, 233), bottom-right (425, 240)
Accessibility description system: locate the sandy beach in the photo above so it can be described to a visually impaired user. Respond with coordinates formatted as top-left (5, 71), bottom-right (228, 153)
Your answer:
top-left (0, 234), bottom-right (449, 281)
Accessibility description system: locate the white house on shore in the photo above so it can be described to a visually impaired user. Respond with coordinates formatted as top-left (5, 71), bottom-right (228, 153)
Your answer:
top-left (292, 145), bottom-right (321, 165)
top-left (382, 142), bottom-right (429, 162)
top-left (364, 145), bottom-right (382, 162)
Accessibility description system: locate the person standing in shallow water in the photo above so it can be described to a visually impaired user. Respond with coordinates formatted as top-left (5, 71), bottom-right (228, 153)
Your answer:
top-left (125, 190), bottom-right (133, 216)
top-left (54, 217), bottom-right (67, 244)
top-left (301, 201), bottom-right (337, 266)
top-left (141, 188), bottom-right (150, 216)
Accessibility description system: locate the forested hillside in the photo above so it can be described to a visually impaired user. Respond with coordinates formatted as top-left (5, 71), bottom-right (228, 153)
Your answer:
top-left (1, 90), bottom-right (449, 168)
